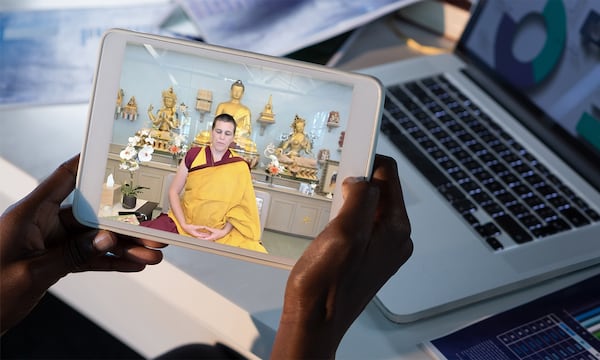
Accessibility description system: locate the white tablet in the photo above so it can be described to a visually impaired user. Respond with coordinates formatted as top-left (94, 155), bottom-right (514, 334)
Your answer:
top-left (74, 29), bottom-right (383, 268)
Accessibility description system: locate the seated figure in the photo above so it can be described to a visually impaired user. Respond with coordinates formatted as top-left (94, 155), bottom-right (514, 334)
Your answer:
top-left (276, 115), bottom-right (318, 180)
top-left (147, 87), bottom-right (179, 150)
top-left (194, 80), bottom-right (258, 167)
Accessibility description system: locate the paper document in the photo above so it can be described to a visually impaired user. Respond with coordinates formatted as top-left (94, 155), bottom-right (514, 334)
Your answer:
top-left (0, 4), bottom-right (174, 107)
top-left (175, 0), bottom-right (421, 56)
top-left (425, 274), bottom-right (600, 359)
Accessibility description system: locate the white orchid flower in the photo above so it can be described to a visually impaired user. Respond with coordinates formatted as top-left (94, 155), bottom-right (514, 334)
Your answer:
top-left (268, 155), bottom-right (280, 167)
top-left (138, 145), bottom-right (154, 162)
top-left (120, 146), bottom-right (136, 160)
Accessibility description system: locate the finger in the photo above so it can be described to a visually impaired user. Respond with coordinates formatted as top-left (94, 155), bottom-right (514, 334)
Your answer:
top-left (338, 177), bottom-right (379, 222)
top-left (102, 244), bottom-right (164, 266)
top-left (72, 257), bottom-right (148, 272)
top-left (32, 155), bottom-right (80, 206)
top-left (126, 235), bottom-right (168, 249)
top-left (93, 231), bottom-right (164, 265)
top-left (69, 232), bottom-right (163, 272)
top-left (321, 177), bottom-right (380, 248)
top-left (371, 154), bottom-right (401, 194)
top-left (370, 155), bottom-right (409, 222)
top-left (65, 230), bottom-right (117, 271)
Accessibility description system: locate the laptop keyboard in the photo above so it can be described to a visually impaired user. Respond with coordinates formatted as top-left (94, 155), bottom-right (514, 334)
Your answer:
top-left (382, 74), bottom-right (600, 251)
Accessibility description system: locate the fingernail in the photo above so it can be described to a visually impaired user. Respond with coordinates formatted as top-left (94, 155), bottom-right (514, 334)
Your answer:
top-left (345, 176), bottom-right (368, 184)
top-left (93, 231), bottom-right (114, 252)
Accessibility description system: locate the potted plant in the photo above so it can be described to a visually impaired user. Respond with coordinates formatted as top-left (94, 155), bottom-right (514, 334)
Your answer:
top-left (119, 130), bottom-right (154, 209)
top-left (120, 182), bottom-right (149, 209)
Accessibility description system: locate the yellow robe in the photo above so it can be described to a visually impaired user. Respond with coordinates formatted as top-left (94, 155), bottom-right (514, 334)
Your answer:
top-left (168, 146), bottom-right (267, 253)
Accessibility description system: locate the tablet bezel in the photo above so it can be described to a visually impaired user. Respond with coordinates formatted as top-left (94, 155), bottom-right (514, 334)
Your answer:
top-left (74, 29), bottom-right (383, 269)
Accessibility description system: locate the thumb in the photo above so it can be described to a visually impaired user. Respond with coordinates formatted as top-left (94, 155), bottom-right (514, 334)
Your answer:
top-left (320, 177), bottom-right (380, 248)
top-left (337, 176), bottom-right (380, 229)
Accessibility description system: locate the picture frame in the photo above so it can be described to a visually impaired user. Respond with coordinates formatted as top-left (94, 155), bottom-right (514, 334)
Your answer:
top-left (319, 160), bottom-right (340, 195)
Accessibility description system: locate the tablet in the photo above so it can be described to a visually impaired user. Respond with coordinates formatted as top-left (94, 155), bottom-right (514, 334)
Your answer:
top-left (74, 29), bottom-right (383, 269)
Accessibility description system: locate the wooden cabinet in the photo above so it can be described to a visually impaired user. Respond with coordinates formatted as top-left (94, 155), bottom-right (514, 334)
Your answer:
top-left (260, 185), bottom-right (331, 238)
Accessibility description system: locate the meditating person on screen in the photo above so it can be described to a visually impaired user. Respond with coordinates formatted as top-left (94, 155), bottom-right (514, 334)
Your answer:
top-left (143, 113), bottom-right (267, 253)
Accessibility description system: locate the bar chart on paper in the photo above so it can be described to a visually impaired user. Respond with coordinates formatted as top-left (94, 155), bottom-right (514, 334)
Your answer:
top-left (425, 274), bottom-right (600, 360)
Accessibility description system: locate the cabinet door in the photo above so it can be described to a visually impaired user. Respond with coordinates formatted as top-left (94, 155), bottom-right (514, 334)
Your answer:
top-left (266, 198), bottom-right (295, 233)
top-left (291, 204), bottom-right (322, 237)
top-left (137, 167), bottom-right (164, 203)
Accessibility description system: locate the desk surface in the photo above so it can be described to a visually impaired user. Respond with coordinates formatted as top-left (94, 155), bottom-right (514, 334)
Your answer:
top-left (3, 3), bottom-right (600, 359)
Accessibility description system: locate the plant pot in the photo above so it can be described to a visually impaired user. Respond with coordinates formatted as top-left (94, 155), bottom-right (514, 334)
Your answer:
top-left (122, 195), bottom-right (137, 209)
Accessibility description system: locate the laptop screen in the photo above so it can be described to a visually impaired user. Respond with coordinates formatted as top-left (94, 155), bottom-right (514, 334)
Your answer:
top-left (457, 0), bottom-right (600, 159)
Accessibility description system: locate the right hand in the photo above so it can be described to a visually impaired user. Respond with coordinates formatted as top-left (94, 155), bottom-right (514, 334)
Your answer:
top-left (271, 155), bottom-right (413, 359)
top-left (180, 223), bottom-right (211, 239)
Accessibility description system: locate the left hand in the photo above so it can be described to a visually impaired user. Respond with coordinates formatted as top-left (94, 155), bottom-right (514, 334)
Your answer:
top-left (196, 224), bottom-right (232, 242)
top-left (0, 155), bottom-right (166, 335)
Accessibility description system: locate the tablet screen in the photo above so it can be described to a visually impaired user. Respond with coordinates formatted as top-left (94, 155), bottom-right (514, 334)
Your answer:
top-left (94, 37), bottom-right (360, 262)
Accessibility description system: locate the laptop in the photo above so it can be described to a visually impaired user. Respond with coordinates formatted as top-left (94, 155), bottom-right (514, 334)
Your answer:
top-left (358, 0), bottom-right (600, 322)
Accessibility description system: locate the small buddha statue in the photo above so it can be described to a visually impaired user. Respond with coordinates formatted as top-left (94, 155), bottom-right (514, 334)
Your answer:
top-left (115, 88), bottom-right (124, 118)
top-left (147, 87), bottom-right (179, 150)
top-left (123, 96), bottom-right (138, 121)
top-left (116, 88), bottom-right (124, 108)
top-left (276, 115), bottom-right (318, 180)
top-left (148, 86), bottom-right (179, 132)
top-left (278, 115), bottom-right (312, 158)
top-left (257, 95), bottom-right (276, 135)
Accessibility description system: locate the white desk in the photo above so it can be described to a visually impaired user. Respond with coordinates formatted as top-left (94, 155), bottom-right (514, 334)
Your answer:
top-left (3, 3), bottom-right (600, 359)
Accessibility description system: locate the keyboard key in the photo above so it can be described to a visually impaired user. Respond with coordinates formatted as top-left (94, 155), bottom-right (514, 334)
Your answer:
top-left (494, 215), bottom-right (533, 243)
top-left (486, 237), bottom-right (504, 250)
top-left (476, 222), bottom-right (500, 237)
top-left (559, 207), bottom-right (590, 227)
top-left (463, 213), bottom-right (479, 225)
top-left (438, 184), bottom-right (465, 202)
top-left (452, 198), bottom-right (477, 214)
top-left (483, 203), bottom-right (504, 217)
top-left (545, 218), bottom-right (571, 233)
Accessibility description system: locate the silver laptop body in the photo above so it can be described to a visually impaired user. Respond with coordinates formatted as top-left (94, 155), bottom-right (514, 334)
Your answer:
top-left (359, 0), bottom-right (600, 322)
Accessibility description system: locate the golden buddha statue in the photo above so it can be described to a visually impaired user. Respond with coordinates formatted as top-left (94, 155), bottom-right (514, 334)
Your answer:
top-left (148, 86), bottom-right (178, 131)
top-left (279, 115), bottom-right (312, 158)
top-left (194, 80), bottom-right (258, 167)
top-left (215, 80), bottom-right (252, 137)
top-left (147, 86), bottom-right (179, 150)
top-left (276, 115), bottom-right (318, 180)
